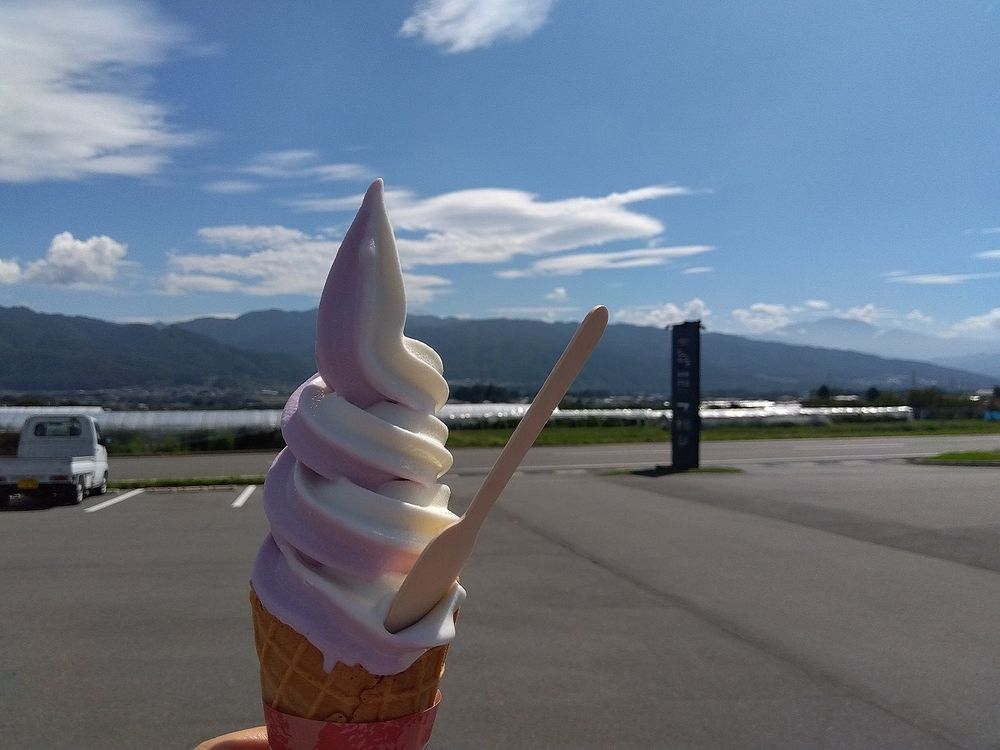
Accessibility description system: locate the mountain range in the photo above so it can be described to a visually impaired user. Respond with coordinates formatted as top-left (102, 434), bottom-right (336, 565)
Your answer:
top-left (757, 318), bottom-right (1000, 374)
top-left (1, 305), bottom-right (997, 396)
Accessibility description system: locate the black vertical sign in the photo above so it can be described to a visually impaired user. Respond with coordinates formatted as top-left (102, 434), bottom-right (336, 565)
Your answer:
top-left (671, 321), bottom-right (701, 470)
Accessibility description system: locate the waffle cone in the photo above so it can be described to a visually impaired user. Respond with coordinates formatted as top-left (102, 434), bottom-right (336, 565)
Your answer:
top-left (250, 587), bottom-right (447, 723)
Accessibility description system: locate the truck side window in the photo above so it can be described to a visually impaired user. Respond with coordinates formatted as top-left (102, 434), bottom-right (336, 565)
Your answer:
top-left (34, 423), bottom-right (46, 436)
top-left (70, 419), bottom-right (81, 436)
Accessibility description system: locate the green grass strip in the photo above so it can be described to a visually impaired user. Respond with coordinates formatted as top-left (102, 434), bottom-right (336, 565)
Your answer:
top-left (918, 450), bottom-right (1000, 463)
top-left (109, 475), bottom-right (265, 490)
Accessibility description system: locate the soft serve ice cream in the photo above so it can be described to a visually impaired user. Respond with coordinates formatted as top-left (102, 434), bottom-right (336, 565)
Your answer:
top-left (251, 179), bottom-right (465, 677)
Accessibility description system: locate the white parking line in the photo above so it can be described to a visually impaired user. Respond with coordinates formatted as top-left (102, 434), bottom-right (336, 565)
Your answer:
top-left (85, 488), bottom-right (145, 513)
top-left (232, 485), bottom-right (257, 508)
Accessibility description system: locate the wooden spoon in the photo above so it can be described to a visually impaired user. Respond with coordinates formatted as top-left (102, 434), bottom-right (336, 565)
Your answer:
top-left (384, 305), bottom-right (609, 633)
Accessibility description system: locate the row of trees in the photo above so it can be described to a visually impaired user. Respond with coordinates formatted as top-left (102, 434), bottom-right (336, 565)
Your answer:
top-left (806, 385), bottom-right (1000, 418)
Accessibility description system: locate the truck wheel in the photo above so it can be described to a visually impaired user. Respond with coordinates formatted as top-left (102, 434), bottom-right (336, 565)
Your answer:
top-left (94, 473), bottom-right (108, 496)
top-left (65, 482), bottom-right (84, 505)
top-left (0, 490), bottom-right (9, 508)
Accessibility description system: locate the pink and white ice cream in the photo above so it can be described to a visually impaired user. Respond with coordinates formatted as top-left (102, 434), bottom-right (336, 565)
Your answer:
top-left (251, 179), bottom-right (465, 676)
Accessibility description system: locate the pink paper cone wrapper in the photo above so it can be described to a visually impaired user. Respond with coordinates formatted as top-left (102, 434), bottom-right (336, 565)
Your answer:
top-left (262, 691), bottom-right (441, 750)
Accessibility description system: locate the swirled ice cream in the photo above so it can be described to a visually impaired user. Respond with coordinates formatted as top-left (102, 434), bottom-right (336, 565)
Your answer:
top-left (251, 179), bottom-right (465, 676)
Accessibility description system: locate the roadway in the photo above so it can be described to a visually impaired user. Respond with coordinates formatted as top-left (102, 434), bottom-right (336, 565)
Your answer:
top-left (2, 437), bottom-right (999, 749)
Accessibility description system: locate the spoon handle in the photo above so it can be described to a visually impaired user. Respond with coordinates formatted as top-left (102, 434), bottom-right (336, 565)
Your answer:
top-left (384, 306), bottom-right (609, 633)
top-left (462, 305), bottom-right (609, 528)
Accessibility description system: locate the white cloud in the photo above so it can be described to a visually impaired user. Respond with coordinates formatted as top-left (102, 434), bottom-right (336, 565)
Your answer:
top-left (494, 268), bottom-right (530, 279)
top-left (887, 271), bottom-right (1000, 285)
top-left (289, 184), bottom-right (695, 267)
top-left (118, 311), bottom-right (239, 325)
top-left (839, 304), bottom-right (887, 324)
top-left (166, 224), bottom-right (452, 305)
top-left (615, 298), bottom-right (710, 328)
top-left (490, 305), bottom-right (578, 321)
top-left (975, 249), bottom-right (1000, 259)
top-left (731, 302), bottom-right (795, 333)
top-left (545, 286), bottom-right (568, 301)
top-left (681, 266), bottom-right (713, 275)
top-left (241, 150), bottom-right (370, 181)
top-left (503, 245), bottom-right (712, 277)
top-left (398, 273), bottom-right (452, 306)
top-left (726, 297), bottom-right (996, 340)
top-left (169, 233), bottom-right (341, 295)
top-left (163, 273), bottom-right (242, 294)
top-left (197, 225), bottom-right (311, 248)
top-left (400, 0), bottom-right (555, 53)
top-left (0, 259), bottom-right (22, 284)
top-left (291, 194), bottom-right (375, 212)
top-left (202, 180), bottom-right (260, 194)
top-left (952, 308), bottom-right (1000, 335)
top-left (0, 0), bottom-right (197, 182)
top-left (1, 232), bottom-right (129, 286)
top-left (905, 309), bottom-right (934, 325)
top-left (167, 182), bottom-right (703, 302)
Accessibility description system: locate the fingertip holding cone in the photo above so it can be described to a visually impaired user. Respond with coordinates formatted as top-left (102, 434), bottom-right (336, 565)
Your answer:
top-left (250, 587), bottom-right (448, 723)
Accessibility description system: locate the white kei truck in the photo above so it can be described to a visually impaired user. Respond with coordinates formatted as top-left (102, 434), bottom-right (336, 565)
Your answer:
top-left (0, 415), bottom-right (109, 506)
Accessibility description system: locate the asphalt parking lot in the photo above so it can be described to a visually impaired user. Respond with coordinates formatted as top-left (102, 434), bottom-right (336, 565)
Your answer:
top-left (2, 453), bottom-right (999, 749)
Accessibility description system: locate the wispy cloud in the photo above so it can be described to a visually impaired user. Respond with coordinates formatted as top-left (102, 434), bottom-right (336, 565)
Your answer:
top-left (241, 150), bottom-right (370, 181)
top-left (166, 224), bottom-right (451, 305)
top-left (974, 249), bottom-right (1000, 259)
top-left (202, 180), bottom-right (260, 194)
top-left (886, 271), bottom-right (1000, 285)
top-left (614, 298), bottom-right (710, 328)
top-left (0, 0), bottom-right (198, 182)
top-left (681, 266), bottom-right (713, 275)
top-left (0, 232), bottom-right (129, 286)
top-left (165, 182), bottom-right (702, 303)
top-left (292, 184), bottom-right (696, 267)
top-left (400, 0), bottom-right (556, 53)
top-left (204, 151), bottom-right (371, 193)
top-left (497, 245), bottom-right (713, 277)
top-left (197, 225), bottom-right (311, 247)
top-left (803, 299), bottom-right (830, 311)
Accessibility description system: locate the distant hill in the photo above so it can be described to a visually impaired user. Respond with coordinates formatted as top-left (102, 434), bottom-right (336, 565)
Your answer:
top-left (177, 308), bottom-right (317, 354)
top-left (0, 306), bottom-right (310, 390)
top-left (935, 351), bottom-right (1000, 379)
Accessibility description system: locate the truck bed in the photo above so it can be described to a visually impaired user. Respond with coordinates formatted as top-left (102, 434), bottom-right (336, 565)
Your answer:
top-left (0, 456), bottom-right (97, 480)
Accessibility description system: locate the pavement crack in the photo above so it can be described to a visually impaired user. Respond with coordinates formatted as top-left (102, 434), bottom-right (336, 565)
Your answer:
top-left (490, 499), bottom-right (971, 750)
top-left (611, 474), bottom-right (1000, 576)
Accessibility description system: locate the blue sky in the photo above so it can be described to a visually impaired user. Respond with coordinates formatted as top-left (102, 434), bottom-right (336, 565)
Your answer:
top-left (1, 0), bottom-right (998, 345)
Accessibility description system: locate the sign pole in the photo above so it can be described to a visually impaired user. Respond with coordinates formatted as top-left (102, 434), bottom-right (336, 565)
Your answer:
top-left (670, 321), bottom-right (701, 471)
